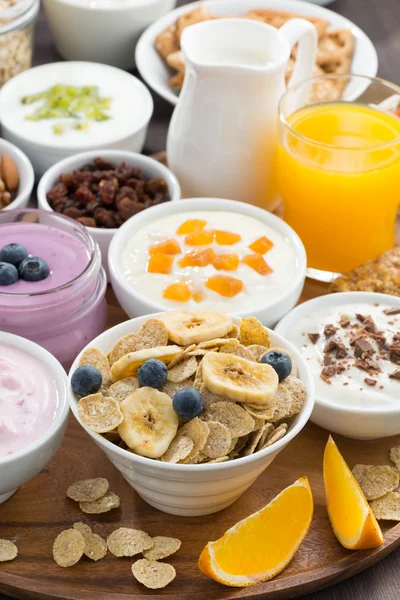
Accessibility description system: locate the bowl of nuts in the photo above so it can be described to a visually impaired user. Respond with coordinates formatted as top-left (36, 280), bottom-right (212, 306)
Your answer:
top-left (37, 150), bottom-right (181, 279)
top-left (0, 137), bottom-right (34, 212)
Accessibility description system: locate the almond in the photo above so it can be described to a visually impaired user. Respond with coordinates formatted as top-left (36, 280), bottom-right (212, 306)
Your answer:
top-left (1, 154), bottom-right (19, 192)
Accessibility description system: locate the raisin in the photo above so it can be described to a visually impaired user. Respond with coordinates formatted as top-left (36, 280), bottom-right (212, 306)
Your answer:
top-left (47, 183), bottom-right (68, 203)
top-left (94, 207), bottom-right (117, 228)
top-left (77, 216), bottom-right (97, 227)
top-left (117, 197), bottom-right (144, 221)
top-left (75, 186), bottom-right (96, 205)
top-left (99, 179), bottom-right (117, 205)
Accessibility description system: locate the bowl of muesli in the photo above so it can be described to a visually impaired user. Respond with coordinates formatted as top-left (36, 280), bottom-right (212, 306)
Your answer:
top-left (68, 310), bottom-right (314, 516)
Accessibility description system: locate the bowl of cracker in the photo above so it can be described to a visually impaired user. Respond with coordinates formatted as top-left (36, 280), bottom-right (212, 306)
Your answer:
top-left (135, 0), bottom-right (378, 106)
top-left (68, 310), bottom-right (314, 516)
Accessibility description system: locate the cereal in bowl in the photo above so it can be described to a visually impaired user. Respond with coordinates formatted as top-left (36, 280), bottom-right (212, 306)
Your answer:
top-left (72, 311), bottom-right (306, 463)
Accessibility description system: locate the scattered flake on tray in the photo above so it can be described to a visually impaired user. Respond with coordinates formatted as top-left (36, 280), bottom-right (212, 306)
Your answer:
top-left (352, 464), bottom-right (400, 501)
top-left (143, 536), bottom-right (181, 561)
top-left (53, 529), bottom-right (85, 567)
top-left (369, 492), bottom-right (400, 521)
top-left (389, 446), bottom-right (400, 471)
top-left (66, 478), bottom-right (109, 502)
top-left (79, 492), bottom-right (121, 514)
top-left (0, 539), bottom-right (18, 562)
top-left (107, 527), bottom-right (154, 557)
top-left (82, 532), bottom-right (107, 561)
top-left (73, 522), bottom-right (92, 536)
top-left (132, 558), bottom-right (176, 589)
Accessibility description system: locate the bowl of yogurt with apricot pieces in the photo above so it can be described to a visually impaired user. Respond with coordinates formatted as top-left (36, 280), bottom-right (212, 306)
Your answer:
top-left (276, 292), bottom-right (400, 440)
top-left (0, 331), bottom-right (69, 505)
top-left (108, 198), bottom-right (306, 326)
top-left (0, 208), bottom-right (107, 369)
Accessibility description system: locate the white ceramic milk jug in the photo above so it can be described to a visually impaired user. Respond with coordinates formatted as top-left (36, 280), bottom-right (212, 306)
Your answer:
top-left (167, 17), bottom-right (317, 211)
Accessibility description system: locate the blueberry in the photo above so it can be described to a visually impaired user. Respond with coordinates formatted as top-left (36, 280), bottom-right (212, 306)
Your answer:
top-left (260, 350), bottom-right (292, 382)
top-left (71, 365), bottom-right (102, 396)
top-left (0, 243), bottom-right (29, 267)
top-left (137, 359), bottom-right (168, 388)
top-left (173, 387), bottom-right (204, 420)
top-left (0, 262), bottom-right (19, 286)
top-left (19, 256), bottom-right (50, 282)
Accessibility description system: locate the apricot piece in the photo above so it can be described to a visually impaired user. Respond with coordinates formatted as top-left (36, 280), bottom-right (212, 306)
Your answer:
top-left (146, 253), bottom-right (174, 274)
top-left (179, 248), bottom-right (217, 268)
top-left (185, 230), bottom-right (214, 246)
top-left (249, 236), bottom-right (274, 254)
top-left (163, 282), bottom-right (192, 302)
top-left (193, 289), bottom-right (205, 303)
top-left (149, 239), bottom-right (181, 255)
top-left (205, 275), bottom-right (244, 298)
top-left (212, 253), bottom-right (239, 271)
top-left (177, 219), bottom-right (207, 235)
top-left (214, 230), bottom-right (242, 245)
top-left (242, 253), bottom-right (273, 276)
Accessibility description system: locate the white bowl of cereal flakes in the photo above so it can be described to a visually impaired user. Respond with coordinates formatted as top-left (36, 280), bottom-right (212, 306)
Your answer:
top-left (68, 310), bottom-right (314, 516)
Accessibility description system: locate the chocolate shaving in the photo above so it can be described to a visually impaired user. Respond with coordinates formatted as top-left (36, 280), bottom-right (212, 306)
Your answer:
top-left (354, 338), bottom-right (374, 360)
top-left (354, 358), bottom-right (381, 373)
top-left (389, 369), bottom-right (400, 380)
top-left (324, 356), bottom-right (333, 366)
top-left (320, 363), bottom-right (345, 383)
top-left (349, 331), bottom-right (367, 346)
top-left (355, 314), bottom-right (376, 333)
top-left (308, 333), bottom-right (320, 344)
top-left (388, 342), bottom-right (400, 365)
top-left (324, 324), bottom-right (339, 337)
top-left (339, 315), bottom-right (350, 328)
top-left (364, 377), bottom-right (377, 387)
top-left (370, 332), bottom-right (387, 348)
top-left (323, 337), bottom-right (348, 359)
top-left (384, 308), bottom-right (400, 316)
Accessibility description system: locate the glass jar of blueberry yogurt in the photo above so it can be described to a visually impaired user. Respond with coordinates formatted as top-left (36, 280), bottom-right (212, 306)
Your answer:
top-left (0, 209), bottom-right (107, 368)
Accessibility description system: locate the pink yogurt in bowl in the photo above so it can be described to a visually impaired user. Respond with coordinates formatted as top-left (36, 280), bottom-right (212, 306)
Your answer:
top-left (0, 331), bottom-right (69, 504)
top-left (0, 209), bottom-right (107, 369)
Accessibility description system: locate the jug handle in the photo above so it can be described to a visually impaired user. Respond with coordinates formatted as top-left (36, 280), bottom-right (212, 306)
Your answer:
top-left (280, 18), bottom-right (318, 88)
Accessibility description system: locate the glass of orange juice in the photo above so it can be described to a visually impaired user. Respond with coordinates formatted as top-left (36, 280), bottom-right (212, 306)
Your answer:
top-left (277, 74), bottom-right (400, 281)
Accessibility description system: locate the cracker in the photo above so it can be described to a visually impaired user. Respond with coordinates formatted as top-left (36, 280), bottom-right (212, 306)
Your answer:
top-left (67, 478), bottom-right (109, 502)
top-left (261, 423), bottom-right (288, 449)
top-left (78, 393), bottom-right (123, 433)
top-left (105, 377), bottom-right (139, 403)
top-left (247, 344), bottom-right (269, 361)
top-left (203, 402), bottom-right (255, 437)
top-left (242, 403), bottom-right (275, 420)
top-left (178, 417), bottom-right (209, 463)
top-left (243, 426), bottom-right (265, 456)
top-left (132, 558), bottom-right (176, 589)
top-left (79, 348), bottom-right (111, 387)
top-left (83, 532), bottom-right (107, 561)
top-left (202, 421), bottom-right (232, 459)
top-left (270, 386), bottom-right (293, 422)
top-left (155, 23), bottom-right (179, 59)
top-left (53, 529), bottom-right (85, 567)
top-left (108, 333), bottom-right (139, 366)
top-left (219, 341), bottom-right (255, 361)
top-left (0, 539), bottom-right (18, 562)
top-left (79, 491), bottom-right (120, 514)
top-left (107, 528), bottom-right (153, 557)
top-left (73, 522), bottom-right (92, 535)
top-left (389, 446), bottom-right (400, 471)
top-left (370, 492), bottom-right (400, 521)
top-left (281, 375), bottom-right (306, 416)
top-left (167, 344), bottom-right (196, 369)
top-left (239, 316), bottom-right (271, 348)
top-left (167, 356), bottom-right (198, 383)
top-left (162, 379), bottom-right (193, 397)
top-left (160, 435), bottom-right (194, 463)
top-left (143, 536), bottom-right (181, 560)
top-left (352, 465), bottom-right (400, 501)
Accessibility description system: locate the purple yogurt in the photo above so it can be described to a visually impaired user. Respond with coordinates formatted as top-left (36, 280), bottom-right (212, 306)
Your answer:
top-left (0, 209), bottom-right (107, 369)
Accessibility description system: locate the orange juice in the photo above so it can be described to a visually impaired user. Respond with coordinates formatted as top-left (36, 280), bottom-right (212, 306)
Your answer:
top-left (278, 103), bottom-right (400, 274)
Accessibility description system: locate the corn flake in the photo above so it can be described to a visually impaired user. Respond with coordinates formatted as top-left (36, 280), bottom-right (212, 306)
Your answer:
top-left (239, 316), bottom-right (271, 347)
top-left (270, 386), bottom-right (293, 422)
top-left (67, 478), bottom-right (109, 502)
top-left (83, 532), bottom-right (107, 561)
top-left (73, 522), bottom-right (92, 535)
top-left (178, 417), bottom-right (209, 463)
top-left (107, 527), bottom-right (153, 557)
top-left (203, 402), bottom-right (255, 437)
top-left (369, 492), bottom-right (400, 520)
top-left (160, 435), bottom-right (194, 463)
top-left (219, 341), bottom-right (256, 361)
top-left (53, 529), bottom-right (85, 567)
top-left (143, 536), bottom-right (181, 560)
top-left (108, 333), bottom-right (140, 365)
top-left (352, 464), bottom-right (400, 501)
top-left (105, 377), bottom-right (139, 403)
top-left (79, 348), bottom-right (111, 387)
top-left (260, 423), bottom-right (288, 450)
top-left (132, 558), bottom-right (176, 589)
top-left (79, 491), bottom-right (120, 514)
top-left (389, 446), bottom-right (400, 471)
top-left (167, 356), bottom-right (198, 383)
top-left (247, 344), bottom-right (269, 361)
top-left (0, 539), bottom-right (18, 562)
top-left (202, 421), bottom-right (232, 459)
top-left (78, 394), bottom-right (123, 433)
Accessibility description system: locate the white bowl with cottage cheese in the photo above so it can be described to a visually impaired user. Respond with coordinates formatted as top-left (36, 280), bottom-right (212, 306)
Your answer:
top-left (0, 61), bottom-right (153, 177)
top-left (276, 292), bottom-right (400, 439)
top-left (0, 332), bottom-right (69, 505)
top-left (108, 198), bottom-right (306, 326)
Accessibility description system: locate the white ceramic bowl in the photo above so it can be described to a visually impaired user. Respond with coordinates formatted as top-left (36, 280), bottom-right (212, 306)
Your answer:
top-left (0, 138), bottom-right (34, 212)
top-left (0, 62), bottom-right (153, 177)
top-left (108, 197), bottom-right (306, 326)
top-left (43, 0), bottom-right (177, 70)
top-left (276, 292), bottom-right (400, 440)
top-left (37, 150), bottom-right (181, 279)
top-left (68, 313), bottom-right (315, 516)
top-left (135, 0), bottom-right (378, 106)
top-left (0, 332), bottom-right (69, 505)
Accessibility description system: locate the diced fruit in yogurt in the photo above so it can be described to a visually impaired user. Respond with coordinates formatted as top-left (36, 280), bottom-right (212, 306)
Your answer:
top-left (193, 289), bottom-right (205, 303)
top-left (242, 254), bottom-right (273, 276)
top-left (0, 262), bottom-right (19, 286)
top-left (149, 239), bottom-right (181, 256)
top-left (176, 219), bottom-right (207, 235)
top-left (249, 236), bottom-right (274, 255)
top-left (137, 359), bottom-right (168, 389)
top-left (261, 351), bottom-right (292, 382)
top-left (173, 388), bottom-right (204, 420)
top-left (185, 230), bottom-right (214, 246)
top-left (147, 254), bottom-right (174, 275)
top-left (205, 275), bottom-right (244, 298)
top-left (179, 248), bottom-right (217, 268)
top-left (163, 282), bottom-right (192, 302)
top-left (213, 253), bottom-right (239, 271)
top-left (71, 365), bottom-right (103, 396)
top-left (214, 230), bottom-right (241, 246)
top-left (19, 256), bottom-right (50, 282)
top-left (0, 243), bottom-right (28, 267)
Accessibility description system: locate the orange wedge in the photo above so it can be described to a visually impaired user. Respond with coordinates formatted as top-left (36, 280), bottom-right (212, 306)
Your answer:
top-left (323, 435), bottom-right (384, 550)
top-left (198, 477), bottom-right (313, 587)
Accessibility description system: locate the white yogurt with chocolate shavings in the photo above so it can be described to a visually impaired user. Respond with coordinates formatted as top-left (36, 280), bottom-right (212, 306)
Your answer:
top-left (119, 210), bottom-right (297, 312)
top-left (286, 303), bottom-right (400, 409)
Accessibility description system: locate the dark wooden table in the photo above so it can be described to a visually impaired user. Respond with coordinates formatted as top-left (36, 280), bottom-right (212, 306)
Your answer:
top-left (2, 1), bottom-right (400, 599)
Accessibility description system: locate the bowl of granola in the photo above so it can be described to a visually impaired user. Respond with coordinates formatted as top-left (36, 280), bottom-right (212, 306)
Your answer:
top-left (68, 311), bottom-right (314, 516)
top-left (135, 0), bottom-right (378, 106)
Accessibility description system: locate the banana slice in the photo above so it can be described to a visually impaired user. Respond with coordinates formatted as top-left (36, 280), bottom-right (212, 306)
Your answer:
top-left (110, 346), bottom-right (181, 383)
top-left (202, 352), bottom-right (278, 406)
top-left (118, 388), bottom-right (178, 458)
top-left (161, 311), bottom-right (233, 346)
